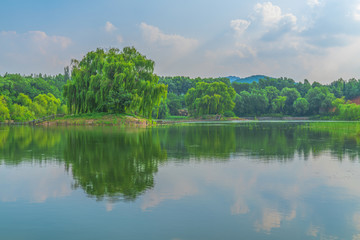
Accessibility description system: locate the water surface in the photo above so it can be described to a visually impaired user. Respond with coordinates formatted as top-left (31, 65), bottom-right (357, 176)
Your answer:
top-left (1, 122), bottom-right (360, 239)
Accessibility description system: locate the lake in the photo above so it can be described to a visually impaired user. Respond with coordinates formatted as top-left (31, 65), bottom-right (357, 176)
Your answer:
top-left (1, 122), bottom-right (360, 239)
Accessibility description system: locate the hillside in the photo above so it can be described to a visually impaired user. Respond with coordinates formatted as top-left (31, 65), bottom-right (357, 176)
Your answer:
top-left (226, 75), bottom-right (270, 84)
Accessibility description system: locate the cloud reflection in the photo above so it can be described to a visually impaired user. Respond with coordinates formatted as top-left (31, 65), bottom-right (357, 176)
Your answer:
top-left (139, 151), bottom-right (360, 237)
top-left (0, 164), bottom-right (72, 203)
top-left (141, 169), bottom-right (198, 210)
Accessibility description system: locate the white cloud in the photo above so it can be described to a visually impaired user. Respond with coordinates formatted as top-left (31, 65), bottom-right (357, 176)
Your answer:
top-left (354, 4), bottom-right (360, 21)
top-left (105, 21), bottom-right (117, 32)
top-left (29, 31), bottom-right (71, 54)
top-left (307, 225), bottom-right (321, 237)
top-left (0, 30), bottom-right (72, 74)
top-left (254, 2), bottom-right (297, 29)
top-left (354, 234), bottom-right (360, 240)
top-left (140, 22), bottom-right (199, 56)
top-left (307, 0), bottom-right (321, 8)
top-left (0, 31), bottom-right (17, 36)
top-left (228, 19), bottom-right (256, 59)
top-left (116, 35), bottom-right (123, 43)
top-left (300, 35), bottom-right (360, 82)
top-left (230, 19), bottom-right (251, 35)
top-left (255, 208), bottom-right (283, 232)
top-left (0, 165), bottom-right (73, 203)
top-left (141, 166), bottom-right (198, 210)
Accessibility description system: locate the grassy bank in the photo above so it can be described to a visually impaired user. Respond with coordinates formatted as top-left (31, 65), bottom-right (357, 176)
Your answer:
top-left (40, 113), bottom-right (154, 127)
top-left (301, 121), bottom-right (360, 137)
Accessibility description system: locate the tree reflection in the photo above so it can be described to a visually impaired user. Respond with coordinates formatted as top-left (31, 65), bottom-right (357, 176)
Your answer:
top-left (0, 126), bottom-right (63, 164)
top-left (1, 123), bottom-right (360, 201)
top-left (158, 122), bottom-right (360, 162)
top-left (63, 128), bottom-right (167, 201)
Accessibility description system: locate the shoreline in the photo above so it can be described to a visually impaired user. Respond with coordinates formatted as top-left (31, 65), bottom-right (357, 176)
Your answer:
top-left (1, 115), bottom-right (357, 127)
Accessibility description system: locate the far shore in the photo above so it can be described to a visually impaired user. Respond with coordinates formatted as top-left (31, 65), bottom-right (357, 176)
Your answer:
top-left (3, 115), bottom-right (355, 127)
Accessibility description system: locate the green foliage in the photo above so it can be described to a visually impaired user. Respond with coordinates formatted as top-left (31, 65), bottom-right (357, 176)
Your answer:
top-left (224, 111), bottom-right (236, 117)
top-left (272, 96), bottom-right (287, 113)
top-left (0, 73), bottom-right (66, 102)
top-left (166, 93), bottom-right (185, 116)
top-left (234, 92), bottom-right (251, 116)
top-left (264, 86), bottom-right (280, 104)
top-left (232, 82), bottom-right (251, 94)
top-left (159, 76), bottom-right (195, 95)
top-left (295, 79), bottom-right (312, 97)
top-left (185, 81), bottom-right (235, 116)
top-left (233, 90), bottom-right (268, 116)
top-left (106, 89), bottom-right (132, 113)
top-left (154, 74), bottom-right (360, 119)
top-left (152, 98), bottom-right (169, 119)
top-left (0, 96), bottom-right (10, 121)
top-left (258, 77), bottom-right (296, 91)
top-left (63, 47), bottom-right (167, 119)
top-left (305, 87), bottom-right (335, 114)
top-left (0, 71), bottom-right (65, 122)
top-left (17, 93), bottom-right (32, 106)
top-left (332, 97), bottom-right (346, 115)
top-left (337, 103), bottom-right (360, 120)
top-left (293, 98), bottom-right (309, 115)
top-left (280, 87), bottom-right (301, 114)
top-left (34, 93), bottom-right (61, 117)
top-left (0, 92), bottom-right (63, 122)
top-left (11, 104), bottom-right (34, 122)
top-left (305, 87), bottom-right (325, 114)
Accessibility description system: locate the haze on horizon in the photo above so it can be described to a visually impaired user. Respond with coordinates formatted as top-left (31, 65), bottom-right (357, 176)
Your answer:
top-left (1, 0), bottom-right (360, 83)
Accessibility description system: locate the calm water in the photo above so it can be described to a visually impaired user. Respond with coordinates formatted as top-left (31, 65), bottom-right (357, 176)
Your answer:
top-left (1, 122), bottom-right (360, 240)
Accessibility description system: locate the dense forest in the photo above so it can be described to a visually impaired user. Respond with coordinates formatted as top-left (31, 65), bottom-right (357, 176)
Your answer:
top-left (158, 76), bottom-right (360, 120)
top-left (0, 72), bottom-right (68, 121)
top-left (1, 47), bottom-right (360, 122)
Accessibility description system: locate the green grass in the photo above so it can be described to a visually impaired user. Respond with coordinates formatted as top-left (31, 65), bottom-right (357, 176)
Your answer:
top-left (55, 112), bottom-right (138, 120)
top-left (164, 115), bottom-right (189, 120)
top-left (301, 121), bottom-right (360, 136)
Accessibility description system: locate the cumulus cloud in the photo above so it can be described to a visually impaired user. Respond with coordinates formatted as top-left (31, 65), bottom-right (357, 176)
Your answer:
top-left (224, 2), bottom-right (301, 64)
top-left (307, 0), bottom-right (321, 8)
top-left (140, 22), bottom-right (199, 56)
top-left (0, 165), bottom-right (73, 203)
top-left (116, 35), bottom-right (123, 43)
top-left (0, 30), bottom-right (72, 75)
top-left (29, 31), bottom-right (71, 54)
top-left (230, 19), bottom-right (251, 35)
top-left (301, 35), bottom-right (360, 82)
top-left (354, 4), bottom-right (360, 21)
top-left (141, 166), bottom-right (198, 211)
top-left (254, 2), bottom-right (297, 30)
top-left (216, 1), bottom-right (360, 82)
top-left (105, 21), bottom-right (117, 33)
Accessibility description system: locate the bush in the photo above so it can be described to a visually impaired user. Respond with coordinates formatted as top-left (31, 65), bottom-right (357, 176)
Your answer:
top-left (224, 111), bottom-right (235, 117)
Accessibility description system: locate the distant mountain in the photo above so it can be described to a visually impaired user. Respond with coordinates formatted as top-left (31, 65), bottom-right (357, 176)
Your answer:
top-left (226, 75), bottom-right (271, 84)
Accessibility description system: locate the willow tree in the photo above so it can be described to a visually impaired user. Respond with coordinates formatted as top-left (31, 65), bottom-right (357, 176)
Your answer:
top-left (63, 47), bottom-right (167, 119)
top-left (0, 96), bottom-right (10, 121)
top-left (185, 81), bottom-right (236, 116)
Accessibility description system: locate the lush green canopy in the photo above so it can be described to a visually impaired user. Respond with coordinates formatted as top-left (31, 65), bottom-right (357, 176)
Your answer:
top-left (185, 81), bottom-right (236, 116)
top-left (63, 47), bottom-right (167, 119)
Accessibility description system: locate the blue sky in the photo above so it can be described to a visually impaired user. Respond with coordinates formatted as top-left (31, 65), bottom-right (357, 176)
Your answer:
top-left (1, 0), bottom-right (360, 83)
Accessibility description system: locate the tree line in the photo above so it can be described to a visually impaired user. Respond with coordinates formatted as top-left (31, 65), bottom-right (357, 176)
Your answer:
top-left (0, 73), bottom-right (68, 122)
top-left (2, 46), bottom-right (360, 121)
top-left (157, 76), bottom-right (360, 120)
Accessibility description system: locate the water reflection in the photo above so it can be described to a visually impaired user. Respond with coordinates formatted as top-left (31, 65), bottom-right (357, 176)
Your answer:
top-left (63, 128), bottom-right (167, 201)
top-left (1, 123), bottom-right (360, 201)
top-left (1, 123), bottom-right (360, 239)
top-left (0, 126), bottom-right (64, 164)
